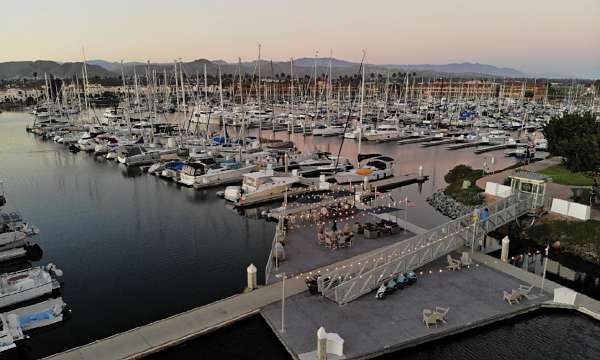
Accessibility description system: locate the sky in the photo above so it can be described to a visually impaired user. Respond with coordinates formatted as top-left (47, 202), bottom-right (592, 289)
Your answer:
top-left (1, 0), bottom-right (599, 78)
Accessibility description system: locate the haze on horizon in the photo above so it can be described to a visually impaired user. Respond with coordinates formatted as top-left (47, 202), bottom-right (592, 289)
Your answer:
top-left (2, 0), bottom-right (599, 78)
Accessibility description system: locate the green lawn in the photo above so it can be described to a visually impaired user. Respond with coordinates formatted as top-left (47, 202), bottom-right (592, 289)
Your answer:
top-left (539, 165), bottom-right (595, 186)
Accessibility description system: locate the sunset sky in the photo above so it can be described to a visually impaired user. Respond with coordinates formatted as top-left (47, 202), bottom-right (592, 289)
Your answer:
top-left (2, 0), bottom-right (599, 78)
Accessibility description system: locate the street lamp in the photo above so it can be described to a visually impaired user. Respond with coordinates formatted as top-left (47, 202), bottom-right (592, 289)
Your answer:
top-left (276, 272), bottom-right (286, 333)
top-left (540, 245), bottom-right (549, 295)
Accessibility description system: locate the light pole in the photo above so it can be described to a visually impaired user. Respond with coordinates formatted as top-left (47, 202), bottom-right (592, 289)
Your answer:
top-left (276, 272), bottom-right (286, 333)
top-left (540, 245), bottom-right (549, 295)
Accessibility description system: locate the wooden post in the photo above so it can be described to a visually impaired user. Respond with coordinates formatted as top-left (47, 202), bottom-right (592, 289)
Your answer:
top-left (317, 326), bottom-right (327, 360)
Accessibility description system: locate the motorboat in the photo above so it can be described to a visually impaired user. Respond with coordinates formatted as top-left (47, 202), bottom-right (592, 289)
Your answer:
top-left (117, 145), bottom-right (176, 166)
top-left (0, 264), bottom-right (62, 308)
top-left (0, 297), bottom-right (68, 353)
top-left (363, 124), bottom-right (402, 141)
top-left (223, 169), bottom-right (300, 205)
top-left (193, 161), bottom-right (257, 189)
top-left (334, 156), bottom-right (395, 184)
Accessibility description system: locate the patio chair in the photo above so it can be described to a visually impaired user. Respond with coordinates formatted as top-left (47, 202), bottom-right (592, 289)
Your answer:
top-left (434, 306), bottom-right (450, 322)
top-left (423, 309), bottom-right (438, 328)
top-left (460, 252), bottom-right (473, 266)
top-left (446, 255), bottom-right (461, 271)
top-left (503, 290), bottom-right (521, 305)
top-left (517, 284), bottom-right (535, 299)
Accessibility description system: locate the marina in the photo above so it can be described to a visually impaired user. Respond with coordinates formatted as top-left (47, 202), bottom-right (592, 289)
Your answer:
top-left (1, 4), bottom-right (599, 355)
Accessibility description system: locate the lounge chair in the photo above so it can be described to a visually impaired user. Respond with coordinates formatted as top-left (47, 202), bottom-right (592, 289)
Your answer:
top-left (517, 284), bottom-right (535, 299)
top-left (423, 309), bottom-right (438, 328)
top-left (503, 290), bottom-right (521, 304)
top-left (434, 306), bottom-right (450, 322)
top-left (446, 255), bottom-right (461, 271)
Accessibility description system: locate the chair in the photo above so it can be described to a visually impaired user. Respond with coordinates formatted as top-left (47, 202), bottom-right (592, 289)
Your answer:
top-left (434, 306), bottom-right (450, 322)
top-left (423, 309), bottom-right (438, 328)
top-left (460, 252), bottom-right (473, 266)
top-left (446, 255), bottom-right (461, 271)
top-left (517, 284), bottom-right (535, 299)
top-left (503, 290), bottom-right (521, 304)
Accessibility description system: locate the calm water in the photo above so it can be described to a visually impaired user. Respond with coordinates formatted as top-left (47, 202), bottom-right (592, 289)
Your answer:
top-left (0, 112), bottom-right (275, 359)
top-left (0, 111), bottom-right (539, 358)
top-left (150, 310), bottom-right (600, 360)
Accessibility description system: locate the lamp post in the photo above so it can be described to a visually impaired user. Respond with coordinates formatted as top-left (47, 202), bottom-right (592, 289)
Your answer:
top-left (276, 272), bottom-right (286, 333)
top-left (540, 245), bottom-right (549, 295)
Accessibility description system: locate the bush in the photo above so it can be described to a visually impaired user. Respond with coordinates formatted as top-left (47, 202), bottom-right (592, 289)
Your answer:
top-left (443, 165), bottom-right (484, 206)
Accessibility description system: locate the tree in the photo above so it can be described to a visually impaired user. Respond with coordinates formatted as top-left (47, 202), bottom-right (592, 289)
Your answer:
top-left (543, 112), bottom-right (600, 172)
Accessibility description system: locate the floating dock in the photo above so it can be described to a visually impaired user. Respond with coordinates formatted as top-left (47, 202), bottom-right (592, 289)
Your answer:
top-left (474, 143), bottom-right (516, 154)
top-left (396, 136), bottom-right (438, 145)
top-left (420, 139), bottom-right (459, 147)
top-left (446, 141), bottom-right (489, 150)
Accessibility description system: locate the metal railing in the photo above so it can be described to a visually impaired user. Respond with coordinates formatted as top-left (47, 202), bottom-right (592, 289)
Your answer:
top-left (317, 192), bottom-right (532, 304)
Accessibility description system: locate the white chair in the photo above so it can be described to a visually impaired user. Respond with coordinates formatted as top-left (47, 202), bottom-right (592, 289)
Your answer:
top-left (460, 252), bottom-right (473, 266)
top-left (446, 255), bottom-right (461, 271)
top-left (326, 333), bottom-right (344, 356)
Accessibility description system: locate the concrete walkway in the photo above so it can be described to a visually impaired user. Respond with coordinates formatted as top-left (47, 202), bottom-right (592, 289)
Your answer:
top-left (46, 217), bottom-right (426, 360)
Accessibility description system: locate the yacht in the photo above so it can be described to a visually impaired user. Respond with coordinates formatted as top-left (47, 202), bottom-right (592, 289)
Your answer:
top-left (193, 161), bottom-right (257, 189)
top-left (0, 297), bottom-right (68, 353)
top-left (363, 124), bottom-right (402, 141)
top-left (334, 156), bottom-right (395, 184)
top-left (223, 170), bottom-right (300, 205)
top-left (117, 145), bottom-right (176, 166)
top-left (312, 124), bottom-right (346, 137)
top-left (0, 264), bottom-right (62, 308)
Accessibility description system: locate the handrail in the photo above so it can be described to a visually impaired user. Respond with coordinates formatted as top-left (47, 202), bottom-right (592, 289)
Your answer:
top-left (318, 192), bottom-right (533, 304)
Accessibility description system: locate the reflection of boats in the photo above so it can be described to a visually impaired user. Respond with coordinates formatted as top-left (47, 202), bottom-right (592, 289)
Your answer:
top-left (334, 156), bottom-right (395, 184)
top-left (0, 264), bottom-right (62, 308)
top-left (0, 297), bottom-right (68, 353)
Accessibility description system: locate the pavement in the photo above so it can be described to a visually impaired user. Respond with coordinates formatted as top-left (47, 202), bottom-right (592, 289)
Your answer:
top-left (261, 252), bottom-right (548, 360)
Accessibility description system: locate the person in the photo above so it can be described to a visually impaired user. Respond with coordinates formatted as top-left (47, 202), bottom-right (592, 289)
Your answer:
top-left (332, 220), bottom-right (338, 232)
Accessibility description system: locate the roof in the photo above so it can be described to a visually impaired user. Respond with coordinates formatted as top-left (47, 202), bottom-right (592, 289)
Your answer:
top-left (510, 170), bottom-right (550, 182)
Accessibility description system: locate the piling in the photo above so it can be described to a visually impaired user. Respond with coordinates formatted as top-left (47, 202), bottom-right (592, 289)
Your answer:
top-left (501, 236), bottom-right (510, 262)
top-left (247, 264), bottom-right (257, 291)
top-left (317, 326), bottom-right (328, 360)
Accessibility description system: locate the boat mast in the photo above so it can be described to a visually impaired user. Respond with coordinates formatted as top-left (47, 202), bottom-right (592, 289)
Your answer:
top-left (120, 60), bottom-right (132, 136)
top-left (257, 43), bottom-right (262, 145)
top-left (358, 51), bottom-right (366, 157)
top-left (179, 59), bottom-right (187, 119)
top-left (289, 57), bottom-right (295, 142)
top-left (218, 64), bottom-right (225, 142)
top-left (173, 61), bottom-right (180, 110)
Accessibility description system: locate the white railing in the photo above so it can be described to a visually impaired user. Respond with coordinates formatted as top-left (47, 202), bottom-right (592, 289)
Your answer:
top-left (317, 193), bottom-right (532, 304)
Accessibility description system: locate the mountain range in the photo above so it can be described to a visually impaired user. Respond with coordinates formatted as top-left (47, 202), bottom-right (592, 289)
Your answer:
top-left (0, 58), bottom-right (571, 80)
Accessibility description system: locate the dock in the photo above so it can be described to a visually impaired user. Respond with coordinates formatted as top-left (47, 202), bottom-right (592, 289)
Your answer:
top-left (45, 193), bottom-right (600, 360)
top-left (366, 173), bottom-right (428, 190)
top-left (474, 143), bottom-right (516, 154)
top-left (420, 139), bottom-right (459, 147)
top-left (396, 136), bottom-right (438, 145)
top-left (446, 141), bottom-right (489, 150)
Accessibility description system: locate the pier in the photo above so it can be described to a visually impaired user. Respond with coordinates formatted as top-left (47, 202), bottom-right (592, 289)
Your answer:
top-left (420, 139), bottom-right (459, 147)
top-left (474, 143), bottom-right (516, 154)
top-left (446, 141), bottom-right (489, 150)
top-left (45, 191), bottom-right (600, 360)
